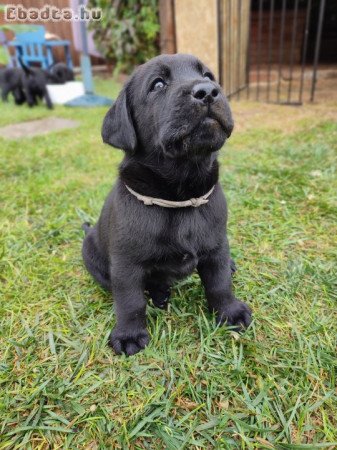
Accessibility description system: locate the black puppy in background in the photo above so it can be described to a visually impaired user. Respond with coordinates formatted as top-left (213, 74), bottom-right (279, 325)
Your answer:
top-left (48, 62), bottom-right (74, 84)
top-left (0, 62), bottom-right (53, 109)
top-left (19, 59), bottom-right (53, 109)
top-left (82, 54), bottom-right (252, 356)
top-left (0, 67), bottom-right (26, 105)
top-left (0, 62), bottom-right (73, 106)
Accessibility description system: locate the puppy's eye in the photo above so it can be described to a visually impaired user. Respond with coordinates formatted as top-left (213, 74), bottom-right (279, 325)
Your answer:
top-left (150, 78), bottom-right (166, 91)
top-left (203, 72), bottom-right (215, 81)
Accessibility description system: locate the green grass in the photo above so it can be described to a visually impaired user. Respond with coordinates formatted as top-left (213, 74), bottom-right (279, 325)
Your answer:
top-left (0, 78), bottom-right (336, 449)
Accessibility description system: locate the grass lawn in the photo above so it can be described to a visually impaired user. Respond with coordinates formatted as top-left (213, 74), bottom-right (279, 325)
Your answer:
top-left (0, 77), bottom-right (336, 449)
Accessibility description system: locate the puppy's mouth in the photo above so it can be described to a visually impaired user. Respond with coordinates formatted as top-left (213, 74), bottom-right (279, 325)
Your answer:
top-left (200, 117), bottom-right (219, 127)
top-left (202, 105), bottom-right (233, 137)
top-left (186, 113), bottom-right (226, 144)
top-left (182, 101), bottom-right (231, 138)
top-left (159, 102), bottom-right (233, 156)
top-left (198, 116), bottom-right (222, 133)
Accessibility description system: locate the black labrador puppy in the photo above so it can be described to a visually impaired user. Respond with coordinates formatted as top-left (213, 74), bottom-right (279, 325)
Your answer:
top-left (48, 62), bottom-right (74, 84)
top-left (0, 67), bottom-right (26, 105)
top-left (19, 59), bottom-right (53, 109)
top-left (82, 54), bottom-right (252, 356)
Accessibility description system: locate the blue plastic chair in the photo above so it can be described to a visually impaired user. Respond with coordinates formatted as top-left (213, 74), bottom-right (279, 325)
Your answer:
top-left (8, 25), bottom-right (73, 70)
top-left (45, 39), bottom-right (73, 70)
top-left (9, 25), bottom-right (49, 69)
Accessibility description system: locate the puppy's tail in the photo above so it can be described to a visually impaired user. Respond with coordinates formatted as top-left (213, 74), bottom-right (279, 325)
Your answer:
top-left (82, 222), bottom-right (91, 235)
top-left (18, 57), bottom-right (33, 76)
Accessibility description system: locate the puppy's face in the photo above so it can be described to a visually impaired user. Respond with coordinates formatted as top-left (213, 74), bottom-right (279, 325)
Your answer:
top-left (50, 64), bottom-right (74, 84)
top-left (102, 54), bottom-right (234, 158)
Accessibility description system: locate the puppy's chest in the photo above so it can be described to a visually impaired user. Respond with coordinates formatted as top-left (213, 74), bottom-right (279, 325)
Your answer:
top-left (155, 209), bottom-right (220, 261)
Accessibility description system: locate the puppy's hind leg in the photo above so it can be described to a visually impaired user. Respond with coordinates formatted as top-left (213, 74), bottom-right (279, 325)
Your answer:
top-left (82, 222), bottom-right (91, 235)
top-left (82, 224), bottom-right (111, 291)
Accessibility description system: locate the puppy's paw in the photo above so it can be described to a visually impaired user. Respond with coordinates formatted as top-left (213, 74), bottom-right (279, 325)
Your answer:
top-left (216, 299), bottom-right (252, 331)
top-left (151, 289), bottom-right (170, 310)
top-left (108, 327), bottom-right (150, 356)
top-left (146, 284), bottom-right (171, 310)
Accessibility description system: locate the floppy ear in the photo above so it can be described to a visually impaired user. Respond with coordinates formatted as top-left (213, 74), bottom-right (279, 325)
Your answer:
top-left (101, 84), bottom-right (137, 154)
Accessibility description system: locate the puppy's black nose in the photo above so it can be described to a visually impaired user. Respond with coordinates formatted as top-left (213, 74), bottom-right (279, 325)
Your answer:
top-left (192, 82), bottom-right (219, 104)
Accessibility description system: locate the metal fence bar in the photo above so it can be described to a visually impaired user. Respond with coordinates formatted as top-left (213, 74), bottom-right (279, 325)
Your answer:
top-left (310, 0), bottom-right (326, 102)
top-left (246, 0), bottom-right (252, 99)
top-left (227, 0), bottom-right (232, 95)
top-left (219, 0), bottom-right (326, 105)
top-left (237, 0), bottom-right (242, 100)
top-left (287, 0), bottom-right (299, 103)
top-left (277, 0), bottom-right (286, 103)
top-left (227, 85), bottom-right (247, 100)
top-left (267, 0), bottom-right (275, 102)
top-left (256, 0), bottom-right (263, 100)
top-left (217, 0), bottom-right (224, 86)
top-left (299, 0), bottom-right (312, 104)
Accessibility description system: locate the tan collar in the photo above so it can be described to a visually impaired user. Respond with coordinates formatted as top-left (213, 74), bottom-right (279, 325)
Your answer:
top-left (125, 184), bottom-right (215, 208)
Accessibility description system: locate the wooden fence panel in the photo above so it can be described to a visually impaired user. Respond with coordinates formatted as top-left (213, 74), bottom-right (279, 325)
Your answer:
top-left (173, 0), bottom-right (250, 97)
top-left (221, 0), bottom-right (250, 96)
top-left (174, 0), bottom-right (219, 77)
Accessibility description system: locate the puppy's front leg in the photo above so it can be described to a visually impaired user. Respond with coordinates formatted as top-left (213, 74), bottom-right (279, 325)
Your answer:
top-left (109, 263), bottom-right (149, 356)
top-left (198, 242), bottom-right (252, 331)
top-left (44, 89), bottom-right (53, 110)
top-left (25, 91), bottom-right (35, 108)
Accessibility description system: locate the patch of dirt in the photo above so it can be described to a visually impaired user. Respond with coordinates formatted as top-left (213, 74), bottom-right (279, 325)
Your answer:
top-left (0, 117), bottom-right (80, 139)
top-left (231, 100), bottom-right (337, 134)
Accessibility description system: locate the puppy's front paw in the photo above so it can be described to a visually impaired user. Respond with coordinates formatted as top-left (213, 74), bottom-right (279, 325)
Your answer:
top-left (108, 327), bottom-right (150, 356)
top-left (216, 299), bottom-right (252, 331)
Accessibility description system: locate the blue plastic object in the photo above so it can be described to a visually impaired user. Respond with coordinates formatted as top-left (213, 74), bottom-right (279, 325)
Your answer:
top-left (65, 2), bottom-right (113, 108)
top-left (45, 40), bottom-right (73, 70)
top-left (12, 25), bottom-right (48, 69)
top-left (8, 25), bottom-right (73, 69)
top-left (65, 93), bottom-right (113, 107)
top-left (80, 54), bottom-right (94, 94)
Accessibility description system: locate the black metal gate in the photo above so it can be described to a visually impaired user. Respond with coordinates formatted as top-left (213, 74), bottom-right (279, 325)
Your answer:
top-left (217, 0), bottom-right (328, 104)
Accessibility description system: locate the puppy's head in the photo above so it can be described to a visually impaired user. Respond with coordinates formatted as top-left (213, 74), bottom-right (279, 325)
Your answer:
top-left (49, 63), bottom-right (74, 84)
top-left (102, 54), bottom-right (234, 158)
